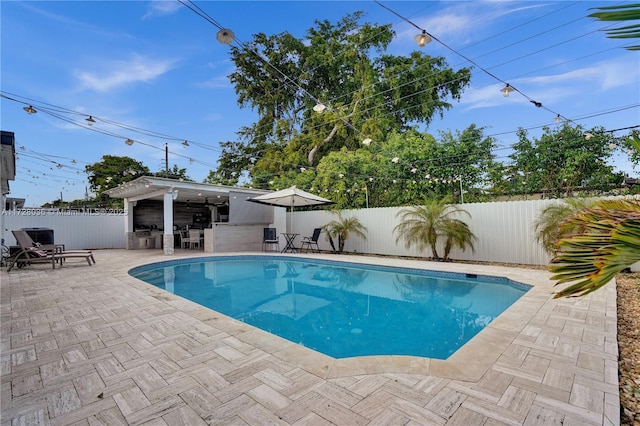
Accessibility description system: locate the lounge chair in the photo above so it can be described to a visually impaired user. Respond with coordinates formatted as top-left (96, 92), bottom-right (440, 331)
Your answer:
top-left (262, 228), bottom-right (280, 252)
top-left (300, 228), bottom-right (322, 253)
top-left (7, 230), bottom-right (95, 272)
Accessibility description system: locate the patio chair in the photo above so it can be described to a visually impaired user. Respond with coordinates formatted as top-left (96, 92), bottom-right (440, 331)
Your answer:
top-left (262, 228), bottom-right (280, 252)
top-left (188, 229), bottom-right (202, 250)
top-left (179, 230), bottom-right (190, 249)
top-left (7, 230), bottom-right (95, 272)
top-left (300, 228), bottom-right (322, 253)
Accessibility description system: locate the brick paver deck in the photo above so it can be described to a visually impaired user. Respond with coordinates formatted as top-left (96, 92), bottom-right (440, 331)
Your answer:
top-left (0, 250), bottom-right (619, 425)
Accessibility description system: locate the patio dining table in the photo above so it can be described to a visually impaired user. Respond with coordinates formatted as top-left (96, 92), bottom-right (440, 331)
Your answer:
top-left (281, 233), bottom-right (299, 253)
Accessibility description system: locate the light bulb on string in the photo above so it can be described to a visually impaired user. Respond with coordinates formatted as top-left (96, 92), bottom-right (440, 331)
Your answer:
top-left (500, 84), bottom-right (514, 97)
top-left (313, 103), bottom-right (326, 113)
top-left (414, 30), bottom-right (431, 47)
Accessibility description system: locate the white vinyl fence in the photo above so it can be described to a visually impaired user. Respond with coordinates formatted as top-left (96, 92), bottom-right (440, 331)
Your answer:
top-left (2, 209), bottom-right (126, 250)
top-left (290, 199), bottom-right (561, 266)
top-left (2, 198), bottom-right (633, 268)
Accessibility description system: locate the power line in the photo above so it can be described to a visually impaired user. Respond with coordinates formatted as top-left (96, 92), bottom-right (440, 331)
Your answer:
top-left (373, 0), bottom-right (571, 121)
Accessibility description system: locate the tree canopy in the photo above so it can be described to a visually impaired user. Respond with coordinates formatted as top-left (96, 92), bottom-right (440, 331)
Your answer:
top-left (507, 124), bottom-right (624, 197)
top-left (85, 155), bottom-right (149, 197)
top-left (305, 125), bottom-right (496, 208)
top-left (154, 164), bottom-right (192, 182)
top-left (214, 12), bottom-right (472, 189)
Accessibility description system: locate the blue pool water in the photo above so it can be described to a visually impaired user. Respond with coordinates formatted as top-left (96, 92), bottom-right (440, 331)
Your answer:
top-left (129, 256), bottom-right (530, 360)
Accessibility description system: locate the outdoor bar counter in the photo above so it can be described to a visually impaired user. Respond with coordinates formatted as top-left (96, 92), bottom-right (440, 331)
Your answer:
top-left (204, 223), bottom-right (269, 253)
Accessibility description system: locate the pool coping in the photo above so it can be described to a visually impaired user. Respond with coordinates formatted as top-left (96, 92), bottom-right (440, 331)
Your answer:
top-left (125, 252), bottom-right (556, 383)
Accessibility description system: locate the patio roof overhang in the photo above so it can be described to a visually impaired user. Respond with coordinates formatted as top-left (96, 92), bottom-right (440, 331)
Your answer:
top-left (103, 176), bottom-right (269, 204)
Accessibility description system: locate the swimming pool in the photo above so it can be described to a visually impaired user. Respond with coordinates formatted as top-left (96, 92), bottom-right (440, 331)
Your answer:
top-left (129, 256), bottom-right (530, 360)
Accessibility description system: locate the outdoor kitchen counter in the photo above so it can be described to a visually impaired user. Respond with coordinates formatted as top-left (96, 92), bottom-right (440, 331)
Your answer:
top-left (204, 223), bottom-right (270, 253)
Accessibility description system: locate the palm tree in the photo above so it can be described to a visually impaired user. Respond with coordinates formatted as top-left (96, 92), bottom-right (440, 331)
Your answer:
top-left (535, 133), bottom-right (640, 298)
top-left (534, 197), bottom-right (596, 254)
top-left (322, 211), bottom-right (367, 253)
top-left (440, 219), bottom-right (477, 261)
top-left (550, 198), bottom-right (640, 298)
top-left (394, 197), bottom-right (476, 261)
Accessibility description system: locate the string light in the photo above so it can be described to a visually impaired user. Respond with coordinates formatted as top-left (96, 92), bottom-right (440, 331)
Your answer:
top-left (414, 30), bottom-right (432, 47)
top-left (500, 84), bottom-right (514, 97)
top-left (85, 116), bottom-right (96, 126)
top-left (23, 105), bottom-right (36, 114)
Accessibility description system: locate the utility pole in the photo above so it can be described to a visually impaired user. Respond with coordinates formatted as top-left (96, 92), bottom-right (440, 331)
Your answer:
top-left (165, 143), bottom-right (169, 178)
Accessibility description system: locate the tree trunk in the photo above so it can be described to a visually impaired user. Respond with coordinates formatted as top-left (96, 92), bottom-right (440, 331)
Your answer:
top-left (430, 242), bottom-right (440, 260)
top-left (327, 235), bottom-right (337, 253)
top-left (443, 239), bottom-right (452, 261)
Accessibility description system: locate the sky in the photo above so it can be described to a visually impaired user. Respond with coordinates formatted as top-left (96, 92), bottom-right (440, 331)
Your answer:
top-left (1, 0), bottom-right (639, 207)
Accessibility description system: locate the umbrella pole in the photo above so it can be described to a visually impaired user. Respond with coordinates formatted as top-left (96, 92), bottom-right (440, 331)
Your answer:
top-left (288, 195), bottom-right (294, 234)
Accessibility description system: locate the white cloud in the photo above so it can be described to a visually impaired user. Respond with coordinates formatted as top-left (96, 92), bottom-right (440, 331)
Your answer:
top-left (395, 2), bottom-right (548, 48)
top-left (18, 2), bottom-right (132, 39)
top-left (417, 13), bottom-right (473, 40)
top-left (597, 57), bottom-right (640, 90)
top-left (457, 83), bottom-right (524, 109)
top-left (460, 55), bottom-right (640, 111)
top-left (143, 1), bottom-right (182, 19)
top-left (518, 55), bottom-right (639, 99)
top-left (196, 76), bottom-right (231, 89)
top-left (74, 54), bottom-right (176, 92)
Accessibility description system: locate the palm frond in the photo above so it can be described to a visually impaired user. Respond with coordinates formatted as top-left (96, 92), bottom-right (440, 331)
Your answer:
top-left (549, 200), bottom-right (640, 298)
top-left (588, 4), bottom-right (640, 50)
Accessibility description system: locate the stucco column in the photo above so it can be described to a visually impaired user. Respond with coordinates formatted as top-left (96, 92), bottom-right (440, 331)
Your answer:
top-left (124, 198), bottom-right (135, 250)
top-left (163, 191), bottom-right (175, 255)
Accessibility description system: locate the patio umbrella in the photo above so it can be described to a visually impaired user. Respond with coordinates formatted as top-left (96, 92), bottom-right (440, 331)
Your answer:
top-left (248, 186), bottom-right (334, 232)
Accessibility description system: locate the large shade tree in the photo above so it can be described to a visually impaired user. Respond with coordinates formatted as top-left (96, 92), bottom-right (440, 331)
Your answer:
top-left (214, 12), bottom-right (472, 188)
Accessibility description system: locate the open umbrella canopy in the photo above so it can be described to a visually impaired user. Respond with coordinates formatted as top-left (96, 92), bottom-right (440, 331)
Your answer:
top-left (248, 186), bottom-right (334, 209)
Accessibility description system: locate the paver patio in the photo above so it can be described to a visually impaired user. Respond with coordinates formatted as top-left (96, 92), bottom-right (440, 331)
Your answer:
top-left (0, 249), bottom-right (619, 425)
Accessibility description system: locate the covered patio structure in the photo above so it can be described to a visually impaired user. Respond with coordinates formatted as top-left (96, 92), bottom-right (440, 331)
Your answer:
top-left (104, 177), bottom-right (277, 255)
